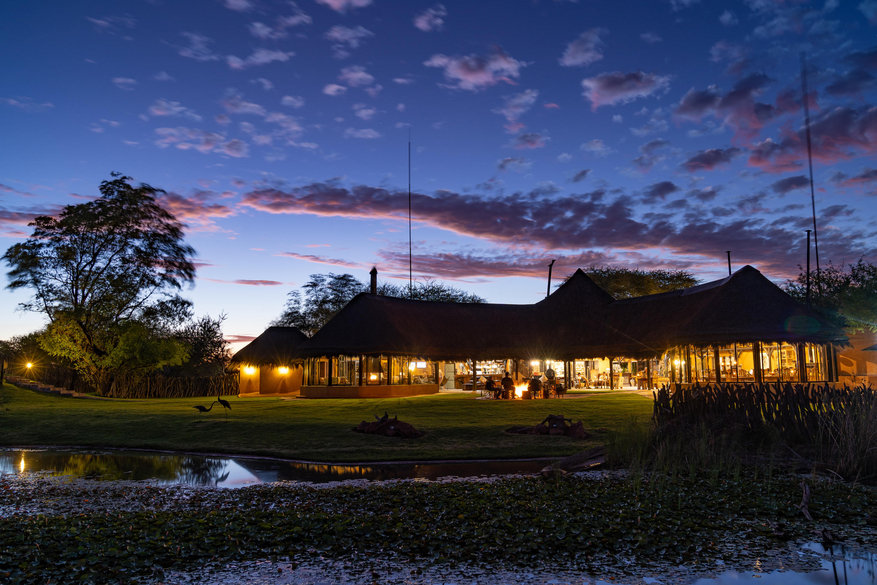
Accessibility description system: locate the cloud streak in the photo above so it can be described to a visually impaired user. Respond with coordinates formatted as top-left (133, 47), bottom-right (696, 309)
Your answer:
top-left (581, 71), bottom-right (670, 110)
top-left (424, 46), bottom-right (526, 91)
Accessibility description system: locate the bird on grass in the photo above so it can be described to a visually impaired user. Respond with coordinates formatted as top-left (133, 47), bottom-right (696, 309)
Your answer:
top-left (193, 401), bottom-right (216, 420)
top-left (216, 395), bottom-right (232, 420)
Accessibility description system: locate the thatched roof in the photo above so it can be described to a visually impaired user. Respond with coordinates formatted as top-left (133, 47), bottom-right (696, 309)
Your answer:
top-left (231, 326), bottom-right (309, 365)
top-left (244, 266), bottom-right (848, 363)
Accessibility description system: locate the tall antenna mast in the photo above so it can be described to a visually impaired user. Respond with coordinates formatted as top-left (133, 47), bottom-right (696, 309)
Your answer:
top-left (800, 52), bottom-right (820, 291)
top-left (408, 129), bottom-right (412, 297)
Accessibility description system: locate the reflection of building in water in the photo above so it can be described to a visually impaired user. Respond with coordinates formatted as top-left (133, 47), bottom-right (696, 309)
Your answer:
top-left (235, 266), bottom-right (848, 396)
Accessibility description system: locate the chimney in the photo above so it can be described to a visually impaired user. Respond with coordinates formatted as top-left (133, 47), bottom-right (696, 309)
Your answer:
top-left (369, 267), bottom-right (378, 295)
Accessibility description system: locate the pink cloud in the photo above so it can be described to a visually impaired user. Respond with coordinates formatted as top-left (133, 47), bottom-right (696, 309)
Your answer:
top-left (158, 190), bottom-right (236, 231)
top-left (234, 279), bottom-right (284, 286)
top-left (154, 127), bottom-right (249, 158)
top-left (680, 147), bottom-right (742, 172)
top-left (338, 65), bottom-right (375, 87)
top-left (315, 0), bottom-right (372, 13)
top-left (240, 180), bottom-right (876, 277)
top-left (581, 71), bottom-right (670, 110)
top-left (378, 248), bottom-right (616, 280)
top-left (148, 98), bottom-right (201, 121)
top-left (511, 132), bottom-right (548, 149)
top-left (748, 106), bottom-right (877, 172)
top-left (559, 29), bottom-right (607, 68)
top-left (276, 252), bottom-right (362, 268)
top-left (493, 89), bottom-right (538, 133)
top-left (424, 46), bottom-right (526, 91)
top-left (227, 49), bottom-right (294, 70)
top-left (672, 73), bottom-right (810, 143)
top-left (1, 97), bottom-right (54, 112)
top-left (324, 25), bottom-right (373, 59)
top-left (414, 4), bottom-right (447, 32)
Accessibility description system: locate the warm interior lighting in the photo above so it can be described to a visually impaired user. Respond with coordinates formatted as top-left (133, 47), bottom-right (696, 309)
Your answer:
top-left (673, 360), bottom-right (680, 365)
top-left (416, 361), bottom-right (426, 368)
top-left (244, 366), bottom-right (256, 375)
top-left (278, 366), bottom-right (289, 375)
top-left (408, 362), bottom-right (416, 370)
top-left (530, 360), bottom-right (539, 366)
top-left (26, 362), bottom-right (32, 369)
top-left (369, 374), bottom-right (378, 381)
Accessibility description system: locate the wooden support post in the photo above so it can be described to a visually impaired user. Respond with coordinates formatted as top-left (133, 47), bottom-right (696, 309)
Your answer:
top-left (358, 356), bottom-right (363, 386)
top-left (646, 360), bottom-right (652, 390)
top-left (753, 342), bottom-right (763, 384)
top-left (714, 347), bottom-right (722, 384)
top-left (609, 358), bottom-right (614, 389)
top-left (685, 346), bottom-right (692, 384)
top-left (472, 358), bottom-right (477, 394)
top-left (327, 358), bottom-right (333, 386)
top-left (798, 344), bottom-right (808, 383)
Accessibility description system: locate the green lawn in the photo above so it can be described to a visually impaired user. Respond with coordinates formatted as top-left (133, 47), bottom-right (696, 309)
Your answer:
top-left (0, 382), bottom-right (652, 462)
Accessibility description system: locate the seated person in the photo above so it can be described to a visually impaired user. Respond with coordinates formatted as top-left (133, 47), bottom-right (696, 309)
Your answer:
top-left (500, 371), bottom-right (514, 399)
top-left (485, 377), bottom-right (499, 398)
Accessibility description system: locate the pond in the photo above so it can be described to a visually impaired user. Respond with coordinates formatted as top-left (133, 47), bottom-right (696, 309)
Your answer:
top-left (692, 543), bottom-right (876, 585)
top-left (0, 448), bottom-right (551, 487)
top-left (164, 542), bottom-right (877, 585)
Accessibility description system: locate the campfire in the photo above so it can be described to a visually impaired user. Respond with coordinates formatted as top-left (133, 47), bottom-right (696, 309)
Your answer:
top-left (514, 384), bottom-right (528, 399)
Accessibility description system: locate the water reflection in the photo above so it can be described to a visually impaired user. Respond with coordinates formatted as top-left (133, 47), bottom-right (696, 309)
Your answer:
top-left (694, 543), bottom-right (876, 585)
top-left (0, 449), bottom-right (548, 488)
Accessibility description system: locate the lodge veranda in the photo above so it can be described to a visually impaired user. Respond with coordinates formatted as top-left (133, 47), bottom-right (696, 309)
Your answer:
top-left (233, 266), bottom-right (846, 398)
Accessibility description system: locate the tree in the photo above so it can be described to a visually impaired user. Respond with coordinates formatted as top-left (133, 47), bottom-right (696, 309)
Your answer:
top-left (565, 266), bottom-right (699, 299)
top-left (381, 278), bottom-right (486, 304)
top-left (2, 174), bottom-right (197, 394)
top-left (784, 258), bottom-right (877, 333)
top-left (273, 273), bottom-right (485, 336)
top-left (170, 313), bottom-right (233, 377)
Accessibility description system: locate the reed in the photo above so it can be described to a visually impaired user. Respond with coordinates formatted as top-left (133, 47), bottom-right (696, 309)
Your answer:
top-left (633, 382), bottom-right (877, 481)
top-left (22, 364), bottom-right (238, 398)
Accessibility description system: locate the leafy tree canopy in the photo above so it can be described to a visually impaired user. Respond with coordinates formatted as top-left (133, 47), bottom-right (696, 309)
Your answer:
top-left (2, 174), bottom-right (197, 393)
top-left (565, 266), bottom-right (699, 299)
top-left (784, 258), bottom-right (877, 333)
top-left (169, 313), bottom-right (233, 377)
top-left (273, 273), bottom-right (485, 336)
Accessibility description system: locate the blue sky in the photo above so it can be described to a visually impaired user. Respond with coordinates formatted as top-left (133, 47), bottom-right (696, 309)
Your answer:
top-left (2, 0), bottom-right (876, 349)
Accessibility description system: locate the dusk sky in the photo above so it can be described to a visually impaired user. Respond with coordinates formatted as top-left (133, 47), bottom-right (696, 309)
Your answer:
top-left (2, 0), bottom-right (877, 349)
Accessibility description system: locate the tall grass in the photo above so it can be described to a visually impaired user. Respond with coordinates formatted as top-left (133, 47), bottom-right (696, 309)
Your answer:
top-left (13, 363), bottom-right (238, 398)
top-left (608, 382), bottom-right (877, 481)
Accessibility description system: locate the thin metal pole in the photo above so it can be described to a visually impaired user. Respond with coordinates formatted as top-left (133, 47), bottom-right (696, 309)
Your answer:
top-left (546, 259), bottom-right (556, 298)
top-left (806, 229), bottom-right (811, 309)
top-left (408, 131), bottom-right (412, 298)
top-left (800, 53), bottom-right (820, 292)
top-left (726, 251), bottom-right (731, 276)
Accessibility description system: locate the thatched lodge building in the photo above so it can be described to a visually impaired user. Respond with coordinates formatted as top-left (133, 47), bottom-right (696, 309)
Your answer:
top-left (232, 266), bottom-right (847, 398)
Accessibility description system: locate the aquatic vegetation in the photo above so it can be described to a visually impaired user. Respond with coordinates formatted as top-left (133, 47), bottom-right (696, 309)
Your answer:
top-left (0, 471), bottom-right (874, 583)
